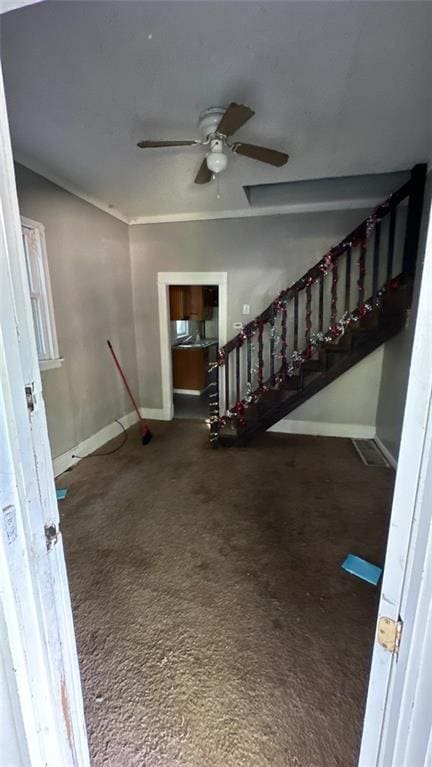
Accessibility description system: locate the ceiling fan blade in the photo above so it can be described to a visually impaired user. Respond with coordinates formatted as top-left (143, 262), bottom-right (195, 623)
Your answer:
top-left (232, 142), bottom-right (289, 167)
top-left (194, 157), bottom-right (212, 185)
top-left (137, 140), bottom-right (201, 148)
top-left (216, 103), bottom-right (255, 137)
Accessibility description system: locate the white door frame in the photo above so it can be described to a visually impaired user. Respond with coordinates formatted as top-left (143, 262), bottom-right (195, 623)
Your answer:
top-left (0, 58), bottom-right (89, 766)
top-left (157, 271), bottom-right (227, 419)
top-left (360, 198), bottom-right (432, 765)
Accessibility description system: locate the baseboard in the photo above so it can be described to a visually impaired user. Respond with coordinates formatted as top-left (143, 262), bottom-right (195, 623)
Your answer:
top-left (374, 436), bottom-right (398, 470)
top-left (140, 406), bottom-right (172, 421)
top-left (53, 410), bottom-right (139, 477)
top-left (269, 419), bottom-right (376, 439)
top-left (173, 388), bottom-right (205, 396)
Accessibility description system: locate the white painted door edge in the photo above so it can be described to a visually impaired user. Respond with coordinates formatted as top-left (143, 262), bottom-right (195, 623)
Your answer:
top-left (0, 59), bottom-right (89, 765)
top-left (359, 198), bottom-right (432, 765)
top-left (157, 272), bottom-right (227, 420)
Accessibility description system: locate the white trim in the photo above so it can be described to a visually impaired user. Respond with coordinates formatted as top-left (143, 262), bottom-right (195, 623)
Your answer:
top-left (15, 160), bottom-right (387, 226)
top-left (374, 435), bottom-right (398, 470)
top-left (0, 59), bottom-right (89, 765)
top-left (139, 406), bottom-right (169, 421)
top-left (269, 419), bottom-right (376, 439)
top-left (157, 272), bottom-right (227, 421)
top-left (15, 156), bottom-right (129, 224)
top-left (0, 0), bottom-right (43, 12)
top-left (53, 407), bottom-right (169, 477)
top-left (53, 410), bottom-right (139, 477)
top-left (39, 357), bottom-right (63, 371)
top-left (21, 214), bottom-right (60, 364)
top-left (173, 388), bottom-right (205, 396)
top-left (129, 197), bottom-right (386, 225)
top-left (360, 196), bottom-right (432, 766)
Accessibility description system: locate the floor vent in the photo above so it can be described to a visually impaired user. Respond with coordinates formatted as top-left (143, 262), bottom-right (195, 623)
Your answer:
top-left (351, 439), bottom-right (391, 468)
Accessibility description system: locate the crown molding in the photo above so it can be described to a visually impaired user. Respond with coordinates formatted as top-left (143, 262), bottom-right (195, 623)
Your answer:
top-left (14, 154), bottom-right (130, 224)
top-left (128, 197), bottom-right (383, 225)
top-left (15, 157), bottom-right (388, 227)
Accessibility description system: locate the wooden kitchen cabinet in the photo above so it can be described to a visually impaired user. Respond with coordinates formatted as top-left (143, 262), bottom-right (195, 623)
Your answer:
top-left (169, 285), bottom-right (213, 321)
top-left (172, 347), bottom-right (209, 391)
top-left (187, 286), bottom-right (212, 321)
top-left (169, 285), bottom-right (188, 320)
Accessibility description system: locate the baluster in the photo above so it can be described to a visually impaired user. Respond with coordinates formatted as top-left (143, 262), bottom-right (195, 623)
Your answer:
top-left (344, 245), bottom-right (352, 312)
top-left (209, 355), bottom-right (220, 447)
top-left (357, 231), bottom-right (367, 306)
top-left (294, 290), bottom-right (299, 350)
top-left (235, 344), bottom-right (240, 403)
top-left (372, 221), bottom-right (381, 301)
top-left (246, 334), bottom-right (252, 386)
top-left (225, 352), bottom-right (230, 413)
top-left (386, 208), bottom-right (396, 286)
top-left (281, 301), bottom-right (287, 378)
top-left (270, 308), bottom-right (275, 386)
top-left (318, 275), bottom-right (324, 332)
top-left (305, 284), bottom-right (312, 349)
top-left (330, 261), bottom-right (338, 327)
top-left (258, 322), bottom-right (264, 390)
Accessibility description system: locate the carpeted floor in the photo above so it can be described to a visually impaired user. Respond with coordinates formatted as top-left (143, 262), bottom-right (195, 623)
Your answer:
top-left (58, 419), bottom-right (394, 767)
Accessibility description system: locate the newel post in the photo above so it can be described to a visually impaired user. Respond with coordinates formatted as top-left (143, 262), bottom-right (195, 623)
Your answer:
top-left (402, 163), bottom-right (427, 285)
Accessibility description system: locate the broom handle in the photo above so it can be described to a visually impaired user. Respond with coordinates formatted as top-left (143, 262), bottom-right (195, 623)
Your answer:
top-left (107, 340), bottom-right (142, 423)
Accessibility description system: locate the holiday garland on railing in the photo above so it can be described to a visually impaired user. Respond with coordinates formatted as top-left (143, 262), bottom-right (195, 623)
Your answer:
top-left (209, 277), bottom-right (400, 435)
top-left (208, 182), bottom-right (413, 440)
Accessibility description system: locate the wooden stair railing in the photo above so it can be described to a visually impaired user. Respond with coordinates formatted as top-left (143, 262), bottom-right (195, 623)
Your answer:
top-left (209, 164), bottom-right (427, 446)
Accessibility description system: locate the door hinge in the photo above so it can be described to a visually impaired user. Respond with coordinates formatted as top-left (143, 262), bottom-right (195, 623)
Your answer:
top-left (44, 523), bottom-right (60, 550)
top-left (377, 616), bottom-right (403, 656)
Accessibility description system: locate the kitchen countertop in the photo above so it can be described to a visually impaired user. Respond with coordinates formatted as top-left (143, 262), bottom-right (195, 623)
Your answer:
top-left (172, 338), bottom-right (218, 350)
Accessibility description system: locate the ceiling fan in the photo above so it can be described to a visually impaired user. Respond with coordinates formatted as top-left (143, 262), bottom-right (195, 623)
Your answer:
top-left (137, 103), bottom-right (289, 184)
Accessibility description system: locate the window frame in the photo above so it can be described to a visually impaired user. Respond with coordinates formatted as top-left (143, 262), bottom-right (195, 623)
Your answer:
top-left (20, 216), bottom-right (62, 370)
top-left (175, 319), bottom-right (188, 337)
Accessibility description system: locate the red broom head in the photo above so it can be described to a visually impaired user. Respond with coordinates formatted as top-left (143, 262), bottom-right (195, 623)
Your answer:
top-left (139, 420), bottom-right (152, 445)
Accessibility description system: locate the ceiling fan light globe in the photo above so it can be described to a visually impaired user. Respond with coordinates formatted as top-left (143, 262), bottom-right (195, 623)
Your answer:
top-left (206, 151), bottom-right (228, 174)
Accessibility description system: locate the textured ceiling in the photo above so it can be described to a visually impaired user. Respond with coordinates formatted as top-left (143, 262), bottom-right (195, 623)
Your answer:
top-left (2, 1), bottom-right (431, 221)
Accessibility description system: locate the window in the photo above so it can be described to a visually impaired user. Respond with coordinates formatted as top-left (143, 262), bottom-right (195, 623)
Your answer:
top-left (175, 320), bottom-right (188, 336)
top-left (21, 217), bottom-right (61, 370)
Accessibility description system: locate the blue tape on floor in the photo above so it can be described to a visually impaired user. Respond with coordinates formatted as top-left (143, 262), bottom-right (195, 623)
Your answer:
top-left (56, 488), bottom-right (68, 500)
top-left (341, 554), bottom-right (382, 586)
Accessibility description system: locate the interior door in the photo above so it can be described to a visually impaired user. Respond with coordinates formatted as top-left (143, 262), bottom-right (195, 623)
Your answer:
top-left (0, 59), bottom-right (89, 765)
top-left (359, 199), bottom-right (432, 765)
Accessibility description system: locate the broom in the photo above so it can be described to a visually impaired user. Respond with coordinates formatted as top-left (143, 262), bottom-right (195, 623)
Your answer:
top-left (107, 340), bottom-right (152, 445)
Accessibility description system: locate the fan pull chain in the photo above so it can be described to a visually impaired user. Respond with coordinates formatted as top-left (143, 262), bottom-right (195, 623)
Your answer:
top-left (215, 173), bottom-right (221, 199)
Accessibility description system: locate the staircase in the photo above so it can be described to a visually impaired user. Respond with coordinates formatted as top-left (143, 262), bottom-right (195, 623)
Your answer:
top-left (209, 164), bottom-right (427, 446)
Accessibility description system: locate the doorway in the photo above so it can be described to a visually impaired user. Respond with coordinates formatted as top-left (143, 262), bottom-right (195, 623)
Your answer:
top-left (170, 284), bottom-right (219, 419)
top-left (157, 272), bottom-right (228, 421)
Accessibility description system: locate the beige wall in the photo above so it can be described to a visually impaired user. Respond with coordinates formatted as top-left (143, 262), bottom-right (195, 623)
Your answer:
top-left (14, 163), bottom-right (138, 459)
top-left (17, 161), bottom-right (419, 454)
top-left (129, 211), bottom-right (384, 428)
top-left (375, 173), bottom-right (431, 461)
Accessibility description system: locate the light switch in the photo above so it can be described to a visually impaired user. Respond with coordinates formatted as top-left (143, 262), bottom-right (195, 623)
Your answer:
top-left (242, 304), bottom-right (250, 315)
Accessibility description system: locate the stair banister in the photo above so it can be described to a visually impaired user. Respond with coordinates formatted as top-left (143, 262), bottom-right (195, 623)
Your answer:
top-left (210, 165), bottom-right (426, 446)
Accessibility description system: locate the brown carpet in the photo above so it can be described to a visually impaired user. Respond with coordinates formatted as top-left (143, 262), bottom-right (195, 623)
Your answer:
top-left (58, 419), bottom-right (394, 767)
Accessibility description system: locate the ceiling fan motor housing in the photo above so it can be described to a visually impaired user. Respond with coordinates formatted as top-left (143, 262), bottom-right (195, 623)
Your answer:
top-left (198, 106), bottom-right (226, 138)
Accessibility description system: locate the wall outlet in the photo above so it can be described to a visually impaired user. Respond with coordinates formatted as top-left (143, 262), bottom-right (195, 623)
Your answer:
top-left (233, 321), bottom-right (243, 330)
top-left (242, 304), bottom-right (250, 315)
